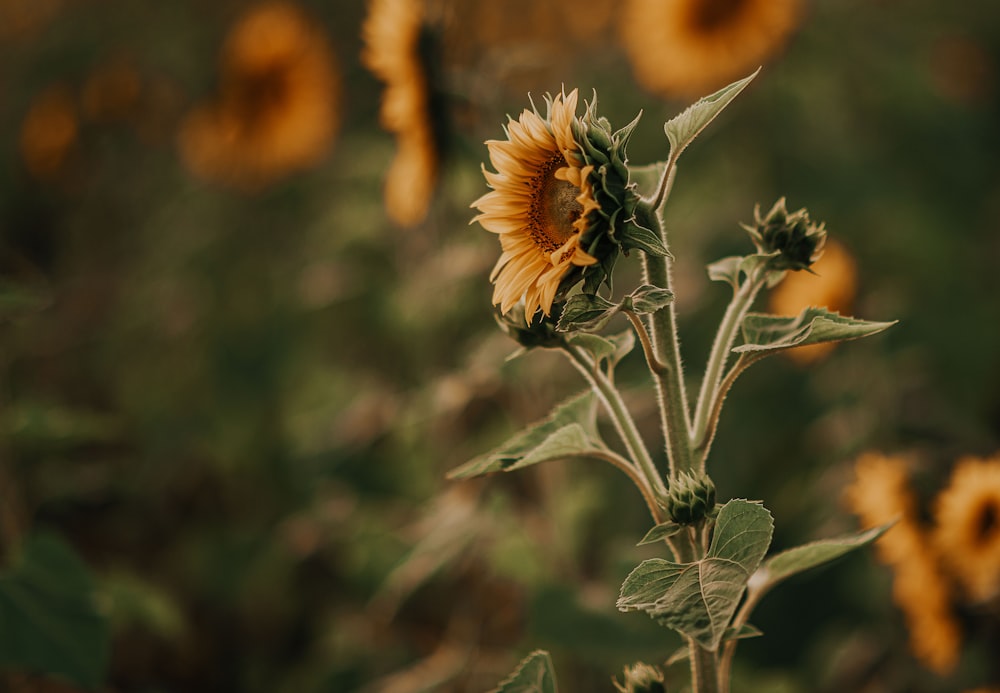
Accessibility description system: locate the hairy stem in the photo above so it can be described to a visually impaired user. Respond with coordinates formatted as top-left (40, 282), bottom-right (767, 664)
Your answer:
top-left (637, 207), bottom-right (694, 477)
top-left (562, 345), bottom-right (667, 497)
top-left (690, 273), bottom-right (764, 469)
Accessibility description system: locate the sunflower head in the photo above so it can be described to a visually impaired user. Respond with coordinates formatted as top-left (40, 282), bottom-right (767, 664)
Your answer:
top-left (473, 89), bottom-right (661, 322)
top-left (743, 197), bottom-right (826, 272)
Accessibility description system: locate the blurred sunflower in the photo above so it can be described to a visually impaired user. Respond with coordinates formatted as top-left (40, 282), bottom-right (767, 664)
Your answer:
top-left (768, 238), bottom-right (857, 363)
top-left (933, 455), bottom-right (1000, 603)
top-left (362, 0), bottom-right (447, 227)
top-left (19, 84), bottom-right (78, 180)
top-left (178, 1), bottom-right (340, 188)
top-left (82, 57), bottom-right (142, 124)
top-left (844, 453), bottom-right (962, 674)
top-left (619, 0), bottom-right (801, 96)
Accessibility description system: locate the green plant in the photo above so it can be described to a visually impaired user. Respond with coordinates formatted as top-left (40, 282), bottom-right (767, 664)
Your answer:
top-left (456, 71), bottom-right (895, 693)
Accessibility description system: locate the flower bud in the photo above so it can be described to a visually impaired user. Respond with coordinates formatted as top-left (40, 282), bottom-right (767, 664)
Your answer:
top-left (613, 662), bottom-right (666, 693)
top-left (743, 197), bottom-right (827, 272)
top-left (667, 471), bottom-right (717, 525)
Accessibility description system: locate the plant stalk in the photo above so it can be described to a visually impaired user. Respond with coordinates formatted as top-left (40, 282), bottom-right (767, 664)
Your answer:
top-left (690, 272), bottom-right (764, 469)
top-left (562, 344), bottom-right (667, 497)
top-left (636, 207), bottom-right (694, 477)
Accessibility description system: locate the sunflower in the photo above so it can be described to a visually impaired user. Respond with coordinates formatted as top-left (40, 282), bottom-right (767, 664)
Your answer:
top-left (19, 84), bottom-right (78, 180)
top-left (178, 1), bottom-right (339, 188)
top-left (362, 0), bottom-right (445, 227)
top-left (932, 455), bottom-right (1000, 603)
top-left (844, 453), bottom-right (962, 674)
top-left (619, 0), bottom-right (801, 96)
top-left (472, 88), bottom-right (653, 322)
top-left (769, 238), bottom-right (857, 363)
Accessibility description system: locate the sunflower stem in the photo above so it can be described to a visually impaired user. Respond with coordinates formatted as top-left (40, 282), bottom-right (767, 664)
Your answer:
top-left (636, 206), bottom-right (694, 478)
top-left (690, 271), bottom-right (765, 470)
top-left (562, 344), bottom-right (667, 498)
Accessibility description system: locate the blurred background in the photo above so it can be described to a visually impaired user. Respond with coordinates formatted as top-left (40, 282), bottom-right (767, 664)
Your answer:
top-left (1, 0), bottom-right (999, 691)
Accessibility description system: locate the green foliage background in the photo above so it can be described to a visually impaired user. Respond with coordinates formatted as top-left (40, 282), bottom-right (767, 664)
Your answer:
top-left (1, 0), bottom-right (999, 691)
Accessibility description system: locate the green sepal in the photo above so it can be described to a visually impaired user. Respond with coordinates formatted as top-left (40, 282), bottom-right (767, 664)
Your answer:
top-left (557, 293), bottom-right (619, 332)
top-left (0, 532), bottom-right (110, 689)
top-left (617, 499), bottom-right (774, 651)
top-left (619, 217), bottom-right (669, 257)
top-left (637, 521), bottom-right (683, 546)
top-left (491, 649), bottom-right (558, 693)
top-left (447, 391), bottom-right (603, 479)
top-left (751, 522), bottom-right (892, 598)
top-left (625, 285), bottom-right (674, 315)
top-left (664, 69), bottom-right (759, 161)
top-left (733, 308), bottom-right (897, 356)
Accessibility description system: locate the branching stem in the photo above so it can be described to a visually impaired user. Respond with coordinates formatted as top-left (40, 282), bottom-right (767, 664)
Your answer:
top-left (562, 344), bottom-right (667, 498)
top-left (690, 273), bottom-right (765, 469)
top-left (623, 309), bottom-right (668, 375)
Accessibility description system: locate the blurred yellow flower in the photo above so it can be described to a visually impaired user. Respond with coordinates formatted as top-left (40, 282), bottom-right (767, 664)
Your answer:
top-left (19, 84), bottom-right (78, 180)
top-left (471, 90), bottom-right (599, 319)
top-left (768, 238), bottom-right (858, 364)
top-left (362, 0), bottom-right (444, 227)
top-left (82, 56), bottom-right (142, 124)
top-left (619, 0), bottom-right (800, 97)
top-left (844, 452), bottom-right (962, 674)
top-left (178, 1), bottom-right (340, 188)
top-left (0, 0), bottom-right (61, 41)
top-left (933, 455), bottom-right (1000, 603)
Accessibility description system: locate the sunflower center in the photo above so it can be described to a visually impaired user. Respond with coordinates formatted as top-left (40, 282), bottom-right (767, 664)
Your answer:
top-left (973, 499), bottom-right (999, 545)
top-left (688, 0), bottom-right (749, 31)
top-left (528, 155), bottom-right (583, 254)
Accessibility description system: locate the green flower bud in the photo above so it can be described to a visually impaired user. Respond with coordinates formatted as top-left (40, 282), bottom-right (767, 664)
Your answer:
top-left (743, 197), bottom-right (827, 272)
top-left (667, 471), bottom-right (717, 525)
top-left (613, 662), bottom-right (666, 693)
top-left (495, 302), bottom-right (565, 349)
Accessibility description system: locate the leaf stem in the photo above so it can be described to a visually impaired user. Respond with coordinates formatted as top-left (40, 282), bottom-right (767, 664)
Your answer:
top-left (718, 581), bottom-right (767, 693)
top-left (562, 345), bottom-right (667, 497)
top-left (690, 273), bottom-right (764, 469)
top-left (649, 157), bottom-right (678, 213)
top-left (623, 309), bottom-right (668, 375)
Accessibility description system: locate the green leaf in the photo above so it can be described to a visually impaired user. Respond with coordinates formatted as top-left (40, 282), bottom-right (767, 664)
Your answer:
top-left (0, 532), bottom-right (110, 688)
top-left (724, 623), bottom-right (764, 641)
top-left (447, 392), bottom-right (603, 479)
top-left (733, 307), bottom-right (897, 356)
top-left (707, 256), bottom-right (743, 289)
top-left (605, 329), bottom-right (636, 368)
top-left (556, 293), bottom-right (619, 332)
top-left (664, 69), bottom-right (759, 161)
top-left (753, 523), bottom-right (892, 596)
top-left (629, 161), bottom-right (668, 199)
top-left (637, 521), bottom-right (683, 546)
top-left (492, 650), bottom-right (557, 693)
top-left (626, 285), bottom-right (674, 314)
top-left (617, 500), bottom-right (773, 651)
top-left (566, 333), bottom-right (618, 364)
top-left (620, 218), bottom-right (670, 257)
